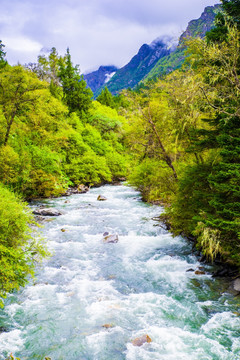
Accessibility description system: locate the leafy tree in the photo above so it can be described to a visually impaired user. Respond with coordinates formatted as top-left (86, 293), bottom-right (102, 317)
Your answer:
top-left (58, 48), bottom-right (93, 115)
top-left (222, 0), bottom-right (240, 28)
top-left (26, 47), bottom-right (63, 99)
top-left (0, 65), bottom-right (46, 145)
top-left (206, 0), bottom-right (240, 43)
top-left (175, 26), bottom-right (240, 264)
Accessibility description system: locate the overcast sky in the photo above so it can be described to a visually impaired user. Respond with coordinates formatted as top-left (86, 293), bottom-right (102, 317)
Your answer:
top-left (1, 0), bottom-right (220, 74)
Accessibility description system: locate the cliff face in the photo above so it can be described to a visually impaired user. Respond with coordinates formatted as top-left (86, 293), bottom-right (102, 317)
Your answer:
top-left (179, 4), bottom-right (221, 43)
top-left (144, 4), bottom-right (221, 83)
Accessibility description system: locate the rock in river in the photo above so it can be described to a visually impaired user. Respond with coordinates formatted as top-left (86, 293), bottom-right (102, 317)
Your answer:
top-left (33, 208), bottom-right (62, 216)
top-left (195, 270), bottom-right (206, 275)
top-left (102, 233), bottom-right (119, 243)
top-left (131, 334), bottom-right (152, 346)
top-left (233, 278), bottom-right (240, 292)
top-left (97, 195), bottom-right (107, 201)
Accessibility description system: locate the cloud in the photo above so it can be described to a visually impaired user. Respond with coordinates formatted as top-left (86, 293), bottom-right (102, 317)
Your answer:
top-left (0, 0), bottom-right (220, 72)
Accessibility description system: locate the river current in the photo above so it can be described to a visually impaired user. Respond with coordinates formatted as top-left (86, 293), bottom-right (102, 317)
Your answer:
top-left (0, 184), bottom-right (239, 360)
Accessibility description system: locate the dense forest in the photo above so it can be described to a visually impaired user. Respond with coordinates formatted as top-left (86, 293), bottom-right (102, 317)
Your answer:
top-left (0, 0), bottom-right (240, 318)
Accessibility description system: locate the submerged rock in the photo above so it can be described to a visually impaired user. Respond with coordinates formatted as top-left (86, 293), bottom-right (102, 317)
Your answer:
top-left (97, 195), bottom-right (107, 201)
top-left (131, 334), bottom-right (152, 346)
top-left (33, 208), bottom-right (62, 216)
top-left (102, 234), bottom-right (119, 243)
top-left (102, 324), bottom-right (115, 329)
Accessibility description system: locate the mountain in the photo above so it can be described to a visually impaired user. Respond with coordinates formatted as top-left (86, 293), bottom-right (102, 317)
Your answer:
top-left (143, 4), bottom-right (221, 83)
top-left (97, 40), bottom-right (171, 95)
top-left (85, 4), bottom-right (220, 96)
top-left (86, 40), bottom-right (171, 96)
top-left (179, 4), bottom-right (220, 42)
top-left (84, 65), bottom-right (118, 95)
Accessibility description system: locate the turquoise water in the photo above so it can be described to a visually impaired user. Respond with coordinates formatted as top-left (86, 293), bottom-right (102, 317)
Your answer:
top-left (0, 184), bottom-right (239, 360)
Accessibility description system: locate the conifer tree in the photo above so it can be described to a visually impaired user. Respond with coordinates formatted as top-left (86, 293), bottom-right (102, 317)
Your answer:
top-left (96, 87), bottom-right (115, 108)
top-left (0, 40), bottom-right (7, 68)
top-left (58, 48), bottom-right (93, 115)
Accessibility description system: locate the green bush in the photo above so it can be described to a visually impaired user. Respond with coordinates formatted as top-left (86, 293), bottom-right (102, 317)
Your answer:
top-left (0, 184), bottom-right (48, 306)
top-left (64, 151), bottom-right (112, 185)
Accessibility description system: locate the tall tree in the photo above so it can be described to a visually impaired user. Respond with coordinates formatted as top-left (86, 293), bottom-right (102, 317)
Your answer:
top-left (206, 0), bottom-right (240, 42)
top-left (58, 48), bottom-right (93, 115)
top-left (183, 26), bottom-right (240, 261)
top-left (0, 40), bottom-right (7, 69)
top-left (0, 65), bottom-right (46, 145)
top-left (96, 87), bottom-right (115, 108)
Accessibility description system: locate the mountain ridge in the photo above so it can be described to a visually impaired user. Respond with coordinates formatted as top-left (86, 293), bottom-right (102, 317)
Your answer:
top-left (85, 4), bottom-right (221, 96)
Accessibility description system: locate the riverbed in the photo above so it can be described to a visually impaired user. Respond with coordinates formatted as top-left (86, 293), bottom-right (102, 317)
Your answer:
top-left (0, 184), bottom-right (239, 359)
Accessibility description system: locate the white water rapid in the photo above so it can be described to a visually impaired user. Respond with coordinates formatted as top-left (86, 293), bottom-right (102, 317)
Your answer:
top-left (0, 184), bottom-right (239, 360)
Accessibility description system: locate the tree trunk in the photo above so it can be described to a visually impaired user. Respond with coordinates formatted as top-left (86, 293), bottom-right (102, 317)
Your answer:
top-left (146, 112), bottom-right (178, 180)
top-left (4, 112), bottom-right (16, 146)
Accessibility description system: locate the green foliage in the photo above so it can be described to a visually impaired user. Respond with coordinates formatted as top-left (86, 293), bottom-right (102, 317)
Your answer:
top-left (0, 40), bottom-right (7, 69)
top-left (64, 151), bottom-right (112, 185)
top-left (143, 48), bottom-right (185, 84)
top-left (0, 65), bottom-right (47, 145)
top-left (96, 87), bottom-right (115, 108)
top-left (194, 222), bottom-right (223, 262)
top-left (0, 45), bottom-right (128, 307)
top-left (125, 22), bottom-right (240, 268)
top-left (222, 0), bottom-right (240, 28)
top-left (207, 0), bottom-right (240, 42)
top-left (128, 158), bottom-right (177, 203)
top-left (0, 184), bottom-right (48, 306)
top-left (88, 101), bottom-right (123, 134)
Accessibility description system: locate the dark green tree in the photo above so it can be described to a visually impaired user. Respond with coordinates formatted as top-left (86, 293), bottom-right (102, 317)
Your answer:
top-left (96, 87), bottom-right (115, 108)
top-left (0, 40), bottom-right (7, 68)
top-left (186, 26), bottom-right (240, 263)
top-left (58, 48), bottom-right (93, 115)
top-left (206, 0), bottom-right (240, 43)
top-left (222, 0), bottom-right (240, 28)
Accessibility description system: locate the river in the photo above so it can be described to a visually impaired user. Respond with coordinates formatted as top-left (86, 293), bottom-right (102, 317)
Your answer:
top-left (0, 184), bottom-right (239, 360)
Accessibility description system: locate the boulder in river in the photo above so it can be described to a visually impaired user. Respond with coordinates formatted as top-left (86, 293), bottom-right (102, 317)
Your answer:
top-left (195, 270), bottom-right (206, 275)
top-left (102, 233), bottom-right (119, 243)
top-left (233, 278), bottom-right (240, 292)
top-left (97, 195), bottom-right (107, 201)
top-left (131, 334), bottom-right (152, 346)
top-left (78, 184), bottom-right (89, 193)
top-left (33, 208), bottom-right (62, 216)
